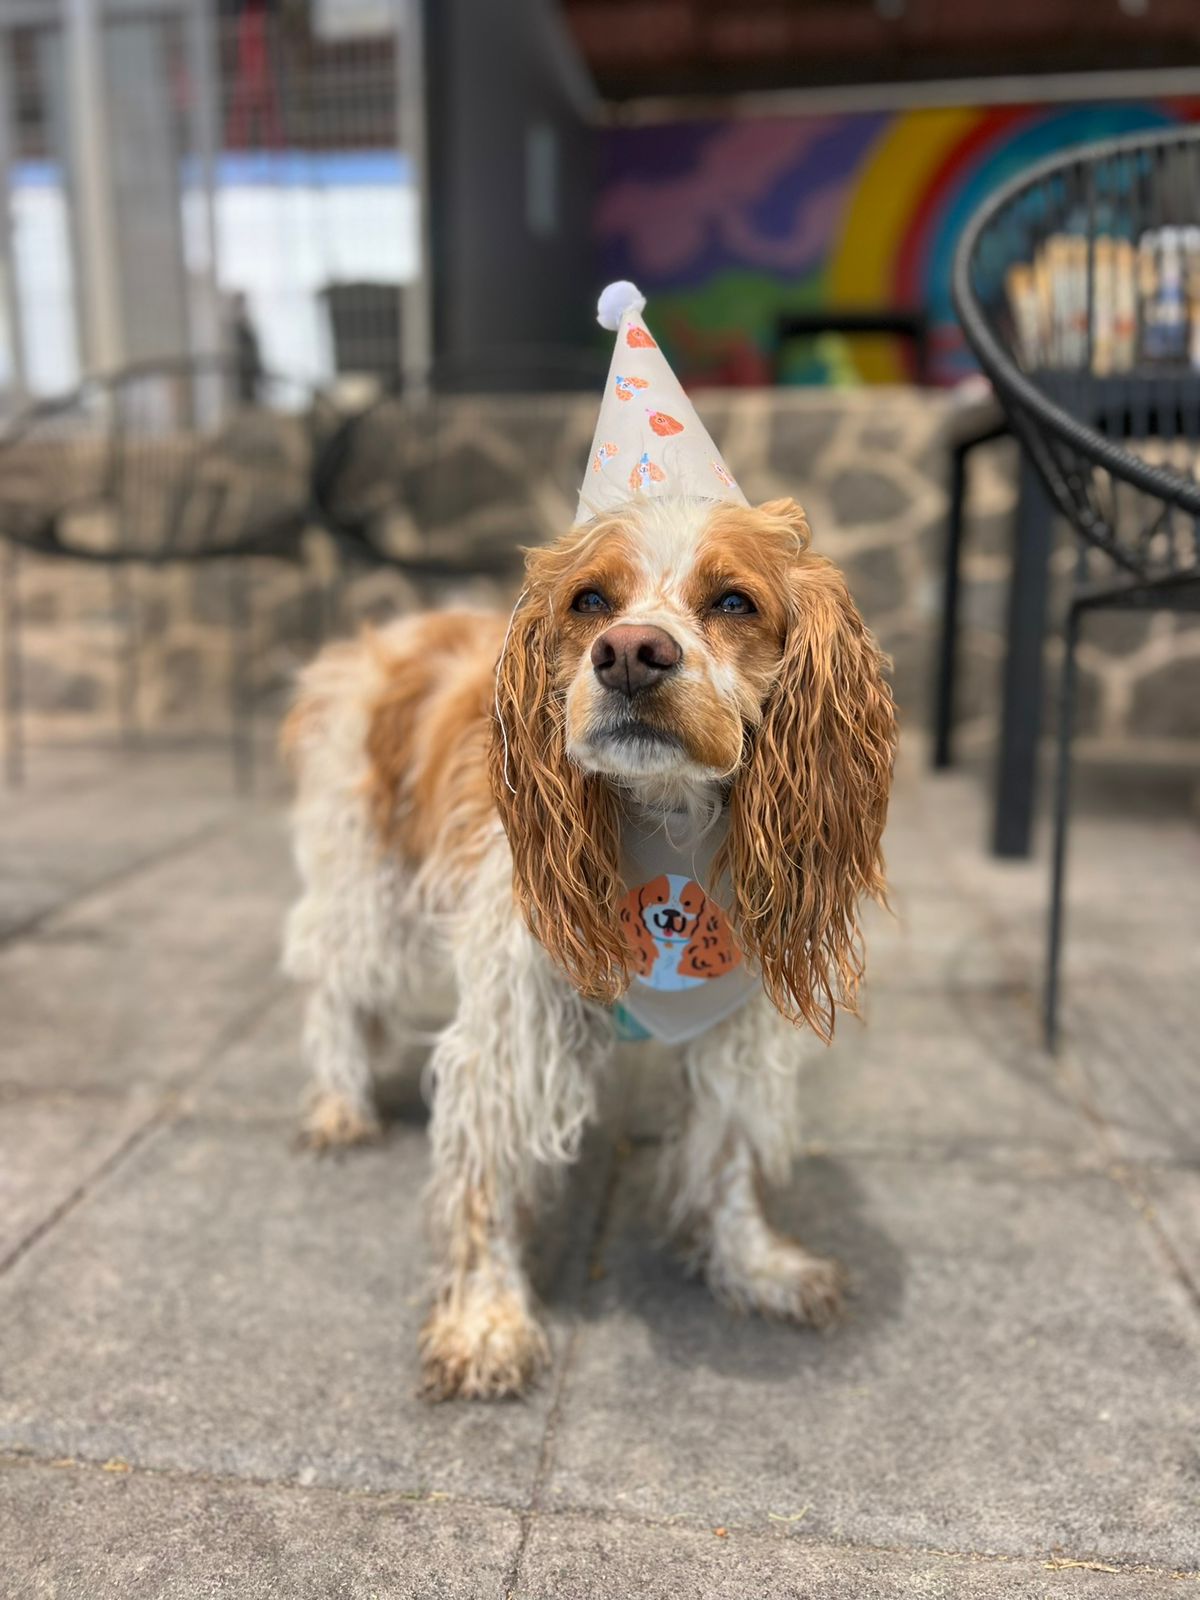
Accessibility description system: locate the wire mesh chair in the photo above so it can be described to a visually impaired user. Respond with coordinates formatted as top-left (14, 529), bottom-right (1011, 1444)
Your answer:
top-left (953, 125), bottom-right (1200, 1047)
top-left (0, 354), bottom-right (336, 787)
top-left (313, 346), bottom-right (608, 590)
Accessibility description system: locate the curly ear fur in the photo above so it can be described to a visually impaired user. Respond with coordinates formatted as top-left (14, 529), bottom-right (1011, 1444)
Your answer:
top-left (717, 550), bottom-right (896, 1042)
top-left (488, 584), bottom-right (629, 1003)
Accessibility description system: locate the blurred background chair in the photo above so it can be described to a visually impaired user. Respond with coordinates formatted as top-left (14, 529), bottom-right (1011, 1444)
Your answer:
top-left (0, 354), bottom-right (336, 789)
top-left (931, 389), bottom-right (1010, 772)
top-left (954, 125), bottom-right (1200, 1045)
top-left (774, 308), bottom-right (931, 386)
top-left (312, 346), bottom-right (609, 595)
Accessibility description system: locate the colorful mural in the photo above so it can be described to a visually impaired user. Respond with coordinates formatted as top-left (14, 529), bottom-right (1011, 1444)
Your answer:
top-left (597, 100), bottom-right (1200, 385)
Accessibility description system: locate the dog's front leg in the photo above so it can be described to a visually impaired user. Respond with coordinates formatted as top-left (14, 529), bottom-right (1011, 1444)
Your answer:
top-left (297, 981), bottom-right (383, 1150)
top-left (420, 847), bottom-right (610, 1400)
top-left (666, 992), bottom-right (843, 1328)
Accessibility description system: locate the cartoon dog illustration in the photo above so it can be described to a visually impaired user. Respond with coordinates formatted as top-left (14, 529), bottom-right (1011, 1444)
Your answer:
top-left (618, 873), bottom-right (743, 991)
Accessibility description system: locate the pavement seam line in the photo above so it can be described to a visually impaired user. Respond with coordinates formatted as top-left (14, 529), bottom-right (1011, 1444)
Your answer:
top-left (0, 1100), bottom-right (175, 1279)
top-left (0, 747), bottom-right (179, 816)
top-left (0, 811), bottom-right (238, 951)
top-left (504, 1138), bottom-right (628, 1599)
top-left (0, 977), bottom-right (284, 1280)
top-left (0, 1448), bottom-right (1196, 1583)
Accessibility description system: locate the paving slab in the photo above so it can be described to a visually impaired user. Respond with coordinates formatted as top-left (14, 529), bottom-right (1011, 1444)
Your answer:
top-left (610, 990), bottom-right (1096, 1162)
top-left (196, 972), bottom-right (1092, 1166)
top-left (518, 1514), bottom-right (1196, 1599)
top-left (185, 989), bottom-right (309, 1121)
top-left (0, 1458), bottom-right (519, 1600)
top-left (0, 1115), bottom-right (604, 1503)
top-left (1062, 970), bottom-right (1200, 1165)
top-left (858, 888), bottom-right (1018, 995)
top-left (0, 812), bottom-right (290, 1093)
top-left (989, 893), bottom-right (1198, 996)
top-left (190, 987), bottom-right (439, 1127)
top-left (544, 1150), bottom-right (1200, 1569)
top-left (0, 1091), bottom-right (156, 1268)
top-left (1140, 1164), bottom-right (1200, 1301)
top-left (0, 751), bottom-right (248, 940)
top-left (0, 747), bottom-right (133, 814)
top-left (801, 993), bottom-right (1099, 1159)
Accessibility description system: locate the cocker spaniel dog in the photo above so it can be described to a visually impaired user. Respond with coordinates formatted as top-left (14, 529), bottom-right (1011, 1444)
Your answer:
top-left (282, 494), bottom-right (895, 1401)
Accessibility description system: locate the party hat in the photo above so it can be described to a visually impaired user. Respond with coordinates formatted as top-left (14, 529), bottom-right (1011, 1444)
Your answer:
top-left (578, 281), bottom-right (748, 524)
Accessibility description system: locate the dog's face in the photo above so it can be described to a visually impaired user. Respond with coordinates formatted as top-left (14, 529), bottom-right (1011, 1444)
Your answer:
top-left (638, 878), bottom-right (706, 944)
top-left (548, 498), bottom-right (797, 788)
top-left (491, 494), bottom-right (897, 1039)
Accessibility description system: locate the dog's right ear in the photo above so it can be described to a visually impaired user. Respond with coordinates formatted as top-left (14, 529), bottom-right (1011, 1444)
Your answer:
top-left (489, 571), bottom-right (629, 1003)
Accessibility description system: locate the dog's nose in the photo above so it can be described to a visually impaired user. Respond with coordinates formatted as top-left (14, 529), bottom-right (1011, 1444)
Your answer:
top-left (591, 624), bottom-right (681, 696)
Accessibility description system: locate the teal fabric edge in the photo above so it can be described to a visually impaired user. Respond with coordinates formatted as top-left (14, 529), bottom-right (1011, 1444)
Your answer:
top-left (610, 1002), bottom-right (653, 1042)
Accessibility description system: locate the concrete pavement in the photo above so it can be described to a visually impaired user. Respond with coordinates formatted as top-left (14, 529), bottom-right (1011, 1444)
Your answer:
top-left (1, 742), bottom-right (1197, 1597)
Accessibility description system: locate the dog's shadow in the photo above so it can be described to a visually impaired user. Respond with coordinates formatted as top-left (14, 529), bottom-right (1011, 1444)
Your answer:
top-left (368, 1049), bottom-right (906, 1386)
top-left (373, 1057), bottom-right (433, 1129)
top-left (535, 1137), bottom-right (907, 1387)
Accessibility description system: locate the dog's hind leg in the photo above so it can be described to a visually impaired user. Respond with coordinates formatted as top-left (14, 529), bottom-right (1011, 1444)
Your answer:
top-left (298, 981), bottom-right (383, 1150)
top-left (664, 992), bottom-right (843, 1328)
top-left (419, 845), bottom-right (610, 1400)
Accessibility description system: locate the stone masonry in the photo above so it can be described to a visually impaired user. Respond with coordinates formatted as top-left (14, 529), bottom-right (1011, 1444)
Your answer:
top-left (3, 389), bottom-right (1198, 768)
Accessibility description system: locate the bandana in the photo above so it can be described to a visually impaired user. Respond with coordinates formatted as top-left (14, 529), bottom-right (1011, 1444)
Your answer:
top-left (613, 807), bottom-right (758, 1045)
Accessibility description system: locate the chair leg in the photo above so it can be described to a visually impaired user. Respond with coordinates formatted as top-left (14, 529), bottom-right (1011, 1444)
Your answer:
top-left (1044, 601), bottom-right (1083, 1052)
top-left (2, 542), bottom-right (24, 787)
top-left (228, 562), bottom-right (254, 794)
top-left (110, 563), bottom-right (140, 751)
top-left (932, 441), bottom-right (968, 770)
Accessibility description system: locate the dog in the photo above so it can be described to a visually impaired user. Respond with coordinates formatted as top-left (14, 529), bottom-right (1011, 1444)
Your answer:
top-left (281, 494), bottom-right (896, 1400)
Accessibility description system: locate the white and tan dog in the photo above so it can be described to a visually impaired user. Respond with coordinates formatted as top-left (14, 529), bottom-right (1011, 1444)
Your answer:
top-left (281, 491), bottom-right (895, 1401)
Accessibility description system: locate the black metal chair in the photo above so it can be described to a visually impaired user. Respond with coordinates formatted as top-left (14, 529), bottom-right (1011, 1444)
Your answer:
top-left (953, 126), bottom-right (1200, 1047)
top-left (931, 390), bottom-right (1010, 771)
top-left (0, 354), bottom-right (337, 788)
top-left (774, 308), bottom-right (931, 385)
top-left (313, 347), bottom-right (608, 588)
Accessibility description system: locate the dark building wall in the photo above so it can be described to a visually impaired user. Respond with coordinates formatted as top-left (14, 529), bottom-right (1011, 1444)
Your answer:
top-left (426, 0), bottom-right (599, 385)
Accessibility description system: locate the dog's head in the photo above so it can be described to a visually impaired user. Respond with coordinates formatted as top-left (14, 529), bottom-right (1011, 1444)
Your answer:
top-left (490, 495), bottom-right (896, 1039)
top-left (638, 877), bottom-right (705, 944)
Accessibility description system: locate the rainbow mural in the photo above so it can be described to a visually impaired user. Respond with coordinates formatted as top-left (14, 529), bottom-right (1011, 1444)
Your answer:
top-left (597, 99), bottom-right (1200, 385)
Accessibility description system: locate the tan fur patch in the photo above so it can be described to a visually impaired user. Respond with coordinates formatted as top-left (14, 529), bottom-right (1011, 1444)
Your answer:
top-left (298, 1089), bottom-right (382, 1152)
top-left (419, 1291), bottom-right (549, 1401)
top-left (361, 611), bottom-right (508, 877)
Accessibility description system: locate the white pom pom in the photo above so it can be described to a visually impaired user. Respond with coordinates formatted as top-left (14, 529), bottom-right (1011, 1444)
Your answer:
top-left (596, 280), bottom-right (646, 332)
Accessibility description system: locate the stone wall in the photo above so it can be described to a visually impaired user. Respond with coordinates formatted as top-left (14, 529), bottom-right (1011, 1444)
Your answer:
top-left (4, 388), bottom-right (1199, 769)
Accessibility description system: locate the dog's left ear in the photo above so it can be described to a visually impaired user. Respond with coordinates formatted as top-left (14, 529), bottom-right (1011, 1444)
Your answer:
top-left (720, 533), bottom-right (896, 1041)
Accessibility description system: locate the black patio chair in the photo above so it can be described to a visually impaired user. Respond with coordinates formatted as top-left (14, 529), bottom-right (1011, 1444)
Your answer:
top-left (931, 390), bottom-right (1010, 771)
top-left (0, 354), bottom-right (337, 789)
top-left (774, 307), bottom-right (931, 385)
top-left (313, 345), bottom-right (608, 588)
top-left (953, 125), bottom-right (1200, 1047)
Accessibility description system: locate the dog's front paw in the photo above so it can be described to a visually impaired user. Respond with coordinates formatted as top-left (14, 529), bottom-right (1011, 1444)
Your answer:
top-left (420, 1291), bottom-right (549, 1402)
top-left (708, 1237), bottom-right (846, 1330)
top-left (297, 1089), bottom-right (382, 1152)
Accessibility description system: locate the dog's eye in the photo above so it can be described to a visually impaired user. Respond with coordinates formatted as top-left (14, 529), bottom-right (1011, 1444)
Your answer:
top-left (571, 589), bottom-right (611, 614)
top-left (713, 591), bottom-right (756, 615)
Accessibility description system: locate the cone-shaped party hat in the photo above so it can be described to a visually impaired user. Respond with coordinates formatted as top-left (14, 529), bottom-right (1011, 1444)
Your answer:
top-left (577, 281), bottom-right (749, 524)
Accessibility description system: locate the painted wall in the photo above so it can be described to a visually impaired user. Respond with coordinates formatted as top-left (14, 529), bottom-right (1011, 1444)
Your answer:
top-left (597, 99), bottom-right (1200, 386)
